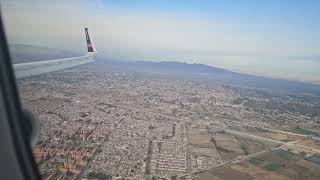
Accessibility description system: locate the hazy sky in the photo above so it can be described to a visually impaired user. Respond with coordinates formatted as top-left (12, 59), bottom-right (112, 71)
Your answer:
top-left (1, 0), bottom-right (320, 84)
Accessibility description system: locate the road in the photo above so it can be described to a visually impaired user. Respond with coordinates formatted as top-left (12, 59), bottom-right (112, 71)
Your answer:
top-left (223, 128), bottom-right (284, 144)
top-left (184, 124), bottom-right (193, 180)
top-left (144, 140), bottom-right (153, 179)
top-left (228, 120), bottom-right (320, 140)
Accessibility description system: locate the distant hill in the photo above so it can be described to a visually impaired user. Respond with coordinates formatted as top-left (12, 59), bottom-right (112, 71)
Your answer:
top-left (8, 43), bottom-right (320, 96)
top-left (90, 59), bottom-right (320, 96)
top-left (133, 61), bottom-right (320, 96)
top-left (134, 61), bottom-right (320, 95)
top-left (135, 61), bottom-right (232, 75)
top-left (9, 44), bottom-right (81, 64)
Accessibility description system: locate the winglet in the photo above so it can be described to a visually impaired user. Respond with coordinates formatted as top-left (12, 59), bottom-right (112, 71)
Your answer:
top-left (85, 27), bottom-right (97, 55)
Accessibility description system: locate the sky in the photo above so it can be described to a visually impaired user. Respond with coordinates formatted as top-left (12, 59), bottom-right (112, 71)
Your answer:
top-left (1, 0), bottom-right (320, 84)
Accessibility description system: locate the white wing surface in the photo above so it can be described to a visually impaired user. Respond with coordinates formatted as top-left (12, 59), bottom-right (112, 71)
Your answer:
top-left (13, 28), bottom-right (97, 79)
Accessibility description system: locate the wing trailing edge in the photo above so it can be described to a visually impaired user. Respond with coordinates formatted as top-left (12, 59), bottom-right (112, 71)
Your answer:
top-left (13, 28), bottom-right (97, 79)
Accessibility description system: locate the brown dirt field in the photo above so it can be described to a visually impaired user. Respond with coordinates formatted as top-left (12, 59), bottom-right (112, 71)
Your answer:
top-left (231, 163), bottom-right (268, 178)
top-left (190, 146), bottom-right (219, 158)
top-left (188, 129), bottom-right (212, 148)
top-left (231, 163), bottom-right (289, 180)
top-left (195, 172), bottom-right (223, 180)
top-left (259, 174), bottom-right (291, 180)
top-left (214, 133), bottom-right (244, 153)
top-left (258, 153), bottom-right (290, 166)
top-left (241, 151), bottom-right (320, 180)
top-left (219, 152), bottom-right (239, 161)
top-left (296, 159), bottom-right (320, 175)
top-left (279, 162), bottom-right (320, 180)
top-left (280, 164), bottom-right (309, 179)
top-left (230, 125), bottom-right (302, 142)
top-left (213, 133), bottom-right (245, 161)
top-left (268, 133), bottom-right (295, 142)
top-left (226, 123), bottom-right (247, 132)
top-left (211, 167), bottom-right (254, 180)
top-left (296, 139), bottom-right (320, 150)
top-left (234, 136), bottom-right (276, 155)
top-left (250, 131), bottom-right (296, 142)
top-left (257, 150), bottom-right (301, 166)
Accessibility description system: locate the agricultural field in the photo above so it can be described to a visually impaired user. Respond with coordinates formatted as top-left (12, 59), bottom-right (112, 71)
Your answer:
top-left (234, 136), bottom-right (276, 155)
top-left (195, 166), bottom-right (254, 180)
top-left (189, 127), bottom-right (278, 162)
top-left (226, 123), bottom-right (303, 142)
top-left (188, 128), bottom-right (212, 148)
top-left (188, 127), bottom-right (221, 171)
top-left (211, 132), bottom-right (244, 161)
top-left (288, 127), bottom-right (320, 137)
top-left (296, 139), bottom-right (320, 150)
top-left (210, 130), bottom-right (278, 161)
top-left (195, 149), bottom-right (320, 180)
top-left (187, 128), bottom-right (219, 159)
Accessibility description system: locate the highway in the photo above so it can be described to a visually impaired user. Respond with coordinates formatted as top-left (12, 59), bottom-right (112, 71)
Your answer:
top-left (228, 120), bottom-right (320, 140)
top-left (223, 128), bottom-right (284, 144)
top-left (184, 124), bottom-right (193, 180)
top-left (222, 128), bottom-right (320, 153)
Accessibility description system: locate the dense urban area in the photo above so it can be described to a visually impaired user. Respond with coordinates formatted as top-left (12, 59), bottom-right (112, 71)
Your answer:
top-left (18, 66), bottom-right (320, 180)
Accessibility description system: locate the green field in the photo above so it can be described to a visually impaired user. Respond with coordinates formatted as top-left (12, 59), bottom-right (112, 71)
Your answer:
top-left (273, 149), bottom-right (294, 159)
top-left (248, 157), bottom-right (281, 171)
top-left (263, 163), bottom-right (281, 171)
top-left (289, 127), bottom-right (319, 136)
top-left (314, 154), bottom-right (320, 158)
top-left (248, 157), bottom-right (264, 165)
top-left (280, 139), bottom-right (291, 143)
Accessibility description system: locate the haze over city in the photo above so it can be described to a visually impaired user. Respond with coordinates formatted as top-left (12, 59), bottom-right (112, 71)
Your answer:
top-left (2, 0), bottom-right (320, 83)
top-left (2, 1), bottom-right (320, 180)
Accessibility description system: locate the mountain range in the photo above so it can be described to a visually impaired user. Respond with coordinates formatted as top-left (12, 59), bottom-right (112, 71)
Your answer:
top-left (10, 44), bottom-right (320, 96)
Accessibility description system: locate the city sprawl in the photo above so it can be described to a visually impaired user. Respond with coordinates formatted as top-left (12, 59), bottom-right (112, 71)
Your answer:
top-left (18, 69), bottom-right (320, 180)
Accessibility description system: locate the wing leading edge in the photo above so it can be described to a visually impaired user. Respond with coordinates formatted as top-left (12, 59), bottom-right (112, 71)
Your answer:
top-left (13, 28), bottom-right (97, 79)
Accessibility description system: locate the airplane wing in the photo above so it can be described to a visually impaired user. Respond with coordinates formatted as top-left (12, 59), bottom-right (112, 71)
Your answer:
top-left (13, 27), bottom-right (97, 79)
